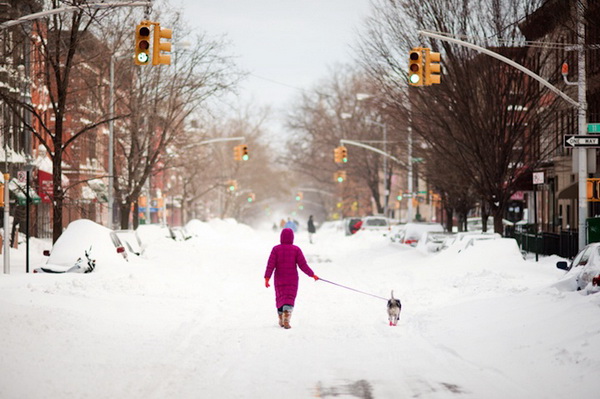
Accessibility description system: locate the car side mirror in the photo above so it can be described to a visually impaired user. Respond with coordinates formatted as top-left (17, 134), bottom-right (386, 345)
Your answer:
top-left (556, 261), bottom-right (569, 271)
top-left (116, 247), bottom-right (125, 254)
top-left (43, 250), bottom-right (50, 256)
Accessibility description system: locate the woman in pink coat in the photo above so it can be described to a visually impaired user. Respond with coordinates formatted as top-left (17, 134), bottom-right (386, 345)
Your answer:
top-left (264, 228), bottom-right (319, 329)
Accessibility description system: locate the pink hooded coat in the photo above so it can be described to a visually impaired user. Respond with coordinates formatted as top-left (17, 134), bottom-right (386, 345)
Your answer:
top-left (264, 228), bottom-right (315, 308)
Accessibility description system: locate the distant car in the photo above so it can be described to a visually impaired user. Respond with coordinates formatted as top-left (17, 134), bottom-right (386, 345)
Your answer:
top-left (556, 242), bottom-right (600, 294)
top-left (344, 217), bottom-right (363, 236)
top-left (361, 216), bottom-right (391, 232)
top-left (114, 229), bottom-right (144, 256)
top-left (389, 224), bottom-right (406, 242)
top-left (35, 219), bottom-right (129, 273)
top-left (396, 222), bottom-right (444, 246)
top-left (441, 232), bottom-right (501, 253)
top-left (416, 231), bottom-right (455, 252)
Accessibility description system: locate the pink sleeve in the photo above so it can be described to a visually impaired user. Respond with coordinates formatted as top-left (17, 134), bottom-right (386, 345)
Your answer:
top-left (264, 247), bottom-right (277, 278)
top-left (296, 248), bottom-right (314, 277)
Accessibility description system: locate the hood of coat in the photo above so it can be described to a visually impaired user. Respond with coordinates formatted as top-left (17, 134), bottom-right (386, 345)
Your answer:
top-left (280, 228), bottom-right (294, 244)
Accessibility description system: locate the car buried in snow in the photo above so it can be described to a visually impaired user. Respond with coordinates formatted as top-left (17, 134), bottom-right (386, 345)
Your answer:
top-left (556, 242), bottom-right (600, 294)
top-left (34, 219), bottom-right (129, 273)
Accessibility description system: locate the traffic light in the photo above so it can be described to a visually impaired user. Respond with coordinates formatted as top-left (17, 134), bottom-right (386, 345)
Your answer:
top-left (334, 146), bottom-right (347, 163)
top-left (334, 171), bottom-right (347, 183)
top-left (134, 22), bottom-right (151, 65)
top-left (152, 23), bottom-right (172, 65)
top-left (233, 144), bottom-right (249, 161)
top-left (339, 146), bottom-right (347, 163)
top-left (396, 191), bottom-right (403, 201)
top-left (424, 48), bottom-right (441, 85)
top-left (227, 180), bottom-right (237, 192)
top-left (408, 47), bottom-right (423, 86)
top-left (247, 193), bottom-right (255, 203)
top-left (295, 192), bottom-right (303, 201)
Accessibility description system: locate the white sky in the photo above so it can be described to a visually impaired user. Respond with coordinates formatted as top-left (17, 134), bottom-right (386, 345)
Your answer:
top-left (175, 0), bottom-right (372, 128)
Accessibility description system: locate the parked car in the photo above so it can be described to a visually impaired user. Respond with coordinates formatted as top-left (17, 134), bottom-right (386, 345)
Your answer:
top-left (344, 217), bottom-right (363, 236)
top-left (361, 216), bottom-right (391, 233)
top-left (389, 224), bottom-right (406, 242)
top-left (35, 219), bottom-right (129, 273)
top-left (395, 222), bottom-right (444, 246)
top-left (114, 229), bottom-right (144, 256)
top-left (440, 232), bottom-right (501, 253)
top-left (416, 231), bottom-right (455, 252)
top-left (556, 242), bottom-right (600, 294)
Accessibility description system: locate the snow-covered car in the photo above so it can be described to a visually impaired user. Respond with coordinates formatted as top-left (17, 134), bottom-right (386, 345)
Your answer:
top-left (416, 231), bottom-right (455, 252)
top-left (344, 217), bottom-right (363, 235)
top-left (360, 216), bottom-right (391, 232)
top-left (389, 223), bottom-right (406, 242)
top-left (395, 222), bottom-right (444, 246)
top-left (35, 219), bottom-right (129, 273)
top-left (441, 232), bottom-right (501, 253)
top-left (556, 242), bottom-right (600, 294)
top-left (114, 229), bottom-right (144, 256)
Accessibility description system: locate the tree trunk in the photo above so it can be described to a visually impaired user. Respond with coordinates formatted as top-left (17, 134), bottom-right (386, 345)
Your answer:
top-left (120, 201), bottom-right (131, 230)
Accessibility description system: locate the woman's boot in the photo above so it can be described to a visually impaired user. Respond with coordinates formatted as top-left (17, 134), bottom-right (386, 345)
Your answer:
top-left (283, 310), bottom-right (292, 329)
top-left (278, 313), bottom-right (284, 327)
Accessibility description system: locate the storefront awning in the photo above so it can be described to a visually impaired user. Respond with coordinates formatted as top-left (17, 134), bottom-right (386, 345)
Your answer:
top-left (8, 178), bottom-right (41, 205)
top-left (558, 182), bottom-right (578, 200)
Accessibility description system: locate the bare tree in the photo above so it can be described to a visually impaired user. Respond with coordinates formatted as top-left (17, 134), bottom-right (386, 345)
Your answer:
top-left (359, 0), bottom-right (564, 233)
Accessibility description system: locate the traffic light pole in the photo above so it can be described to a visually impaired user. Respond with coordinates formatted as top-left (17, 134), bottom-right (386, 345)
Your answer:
top-left (419, 25), bottom-right (587, 249)
top-left (0, 2), bottom-right (152, 30)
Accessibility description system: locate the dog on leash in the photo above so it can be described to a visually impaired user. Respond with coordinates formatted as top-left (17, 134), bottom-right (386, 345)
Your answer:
top-left (387, 290), bottom-right (402, 326)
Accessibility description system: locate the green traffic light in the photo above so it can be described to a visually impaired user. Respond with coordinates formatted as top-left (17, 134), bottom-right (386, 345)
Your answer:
top-left (229, 185), bottom-right (235, 191)
top-left (342, 157), bottom-right (347, 163)
top-left (409, 74), bottom-right (420, 84)
top-left (242, 154), bottom-right (249, 161)
top-left (247, 197), bottom-right (253, 202)
top-left (337, 177), bottom-right (344, 183)
top-left (137, 52), bottom-right (149, 63)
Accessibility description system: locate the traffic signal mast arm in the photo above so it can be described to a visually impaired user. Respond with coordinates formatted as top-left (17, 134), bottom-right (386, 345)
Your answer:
top-left (340, 139), bottom-right (408, 169)
top-left (417, 30), bottom-right (580, 108)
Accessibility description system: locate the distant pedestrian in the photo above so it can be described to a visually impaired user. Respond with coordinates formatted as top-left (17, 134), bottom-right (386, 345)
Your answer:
top-left (307, 215), bottom-right (316, 244)
top-left (264, 228), bottom-right (319, 329)
top-left (284, 218), bottom-right (297, 232)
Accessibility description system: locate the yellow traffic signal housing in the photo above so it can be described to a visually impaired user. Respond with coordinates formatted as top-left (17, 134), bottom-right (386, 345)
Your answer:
top-left (424, 48), bottom-right (441, 85)
top-left (233, 145), bottom-right (242, 161)
top-left (152, 23), bottom-right (172, 65)
top-left (339, 146), bottom-right (347, 163)
top-left (334, 146), bottom-right (347, 163)
top-left (408, 47), bottom-right (423, 86)
top-left (295, 192), bottom-right (303, 201)
top-left (247, 193), bottom-right (256, 203)
top-left (334, 147), bottom-right (341, 163)
top-left (0, 183), bottom-right (4, 207)
top-left (241, 144), bottom-right (249, 161)
top-left (134, 22), bottom-right (152, 65)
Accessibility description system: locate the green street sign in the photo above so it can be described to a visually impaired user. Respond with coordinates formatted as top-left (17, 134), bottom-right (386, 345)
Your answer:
top-left (588, 123), bottom-right (600, 133)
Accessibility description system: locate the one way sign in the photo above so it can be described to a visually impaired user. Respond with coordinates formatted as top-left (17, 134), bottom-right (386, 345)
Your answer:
top-left (563, 135), bottom-right (600, 148)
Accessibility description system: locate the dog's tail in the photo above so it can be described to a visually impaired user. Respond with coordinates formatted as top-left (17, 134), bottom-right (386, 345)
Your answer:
top-left (391, 290), bottom-right (395, 300)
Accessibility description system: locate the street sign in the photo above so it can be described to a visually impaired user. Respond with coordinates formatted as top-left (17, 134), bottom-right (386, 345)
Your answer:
top-left (533, 171), bottom-right (544, 185)
top-left (588, 123), bottom-right (600, 133)
top-left (17, 171), bottom-right (26, 184)
top-left (564, 135), bottom-right (600, 148)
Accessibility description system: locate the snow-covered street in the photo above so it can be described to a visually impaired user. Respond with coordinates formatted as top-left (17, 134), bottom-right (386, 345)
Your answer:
top-left (1, 219), bottom-right (599, 398)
